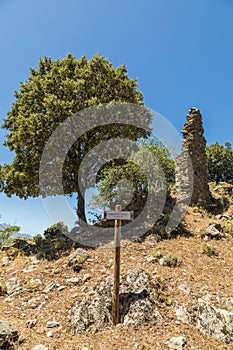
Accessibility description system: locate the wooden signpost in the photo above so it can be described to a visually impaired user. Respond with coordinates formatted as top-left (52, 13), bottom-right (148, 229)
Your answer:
top-left (104, 205), bottom-right (133, 325)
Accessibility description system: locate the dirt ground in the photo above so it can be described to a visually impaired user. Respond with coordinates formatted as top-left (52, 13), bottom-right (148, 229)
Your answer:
top-left (1, 206), bottom-right (233, 350)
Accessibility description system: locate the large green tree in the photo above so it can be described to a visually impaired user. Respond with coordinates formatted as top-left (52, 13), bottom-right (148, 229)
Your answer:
top-left (0, 54), bottom-right (146, 222)
top-left (206, 142), bottom-right (233, 184)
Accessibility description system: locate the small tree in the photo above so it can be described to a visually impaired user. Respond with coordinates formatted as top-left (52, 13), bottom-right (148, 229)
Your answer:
top-left (43, 222), bottom-right (68, 241)
top-left (0, 218), bottom-right (20, 248)
top-left (90, 138), bottom-right (175, 214)
top-left (206, 142), bottom-right (233, 184)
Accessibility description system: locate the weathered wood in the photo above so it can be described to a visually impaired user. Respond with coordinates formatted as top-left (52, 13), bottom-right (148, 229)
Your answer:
top-left (112, 204), bottom-right (121, 325)
top-left (104, 210), bottom-right (134, 221)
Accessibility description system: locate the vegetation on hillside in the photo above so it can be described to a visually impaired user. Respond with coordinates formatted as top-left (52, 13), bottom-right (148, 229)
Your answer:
top-left (90, 137), bottom-right (175, 212)
top-left (206, 142), bottom-right (233, 184)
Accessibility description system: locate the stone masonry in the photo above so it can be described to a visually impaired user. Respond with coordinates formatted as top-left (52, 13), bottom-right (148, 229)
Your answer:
top-left (176, 108), bottom-right (211, 207)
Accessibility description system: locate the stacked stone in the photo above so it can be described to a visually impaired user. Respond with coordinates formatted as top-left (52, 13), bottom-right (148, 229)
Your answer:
top-left (176, 108), bottom-right (211, 207)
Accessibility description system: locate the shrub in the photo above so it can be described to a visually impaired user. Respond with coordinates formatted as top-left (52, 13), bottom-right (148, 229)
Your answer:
top-left (202, 243), bottom-right (217, 257)
top-left (162, 253), bottom-right (181, 267)
top-left (43, 222), bottom-right (72, 249)
top-left (0, 223), bottom-right (20, 248)
top-left (222, 221), bottom-right (233, 236)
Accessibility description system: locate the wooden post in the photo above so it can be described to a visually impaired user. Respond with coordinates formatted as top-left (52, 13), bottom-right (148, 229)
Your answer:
top-left (104, 206), bottom-right (133, 325)
top-left (112, 204), bottom-right (121, 325)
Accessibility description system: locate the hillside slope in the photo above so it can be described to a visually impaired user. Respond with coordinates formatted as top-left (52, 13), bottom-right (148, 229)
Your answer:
top-left (1, 183), bottom-right (233, 350)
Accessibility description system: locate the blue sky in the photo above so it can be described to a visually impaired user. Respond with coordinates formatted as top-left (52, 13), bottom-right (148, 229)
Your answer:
top-left (0, 0), bottom-right (233, 235)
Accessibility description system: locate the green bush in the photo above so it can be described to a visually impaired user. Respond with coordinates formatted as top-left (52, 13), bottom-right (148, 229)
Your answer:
top-left (206, 142), bottom-right (233, 184)
top-left (162, 253), bottom-right (181, 267)
top-left (43, 222), bottom-right (71, 249)
top-left (202, 243), bottom-right (217, 257)
top-left (222, 221), bottom-right (233, 236)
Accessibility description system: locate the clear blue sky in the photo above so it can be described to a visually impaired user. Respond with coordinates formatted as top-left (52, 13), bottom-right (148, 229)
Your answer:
top-left (0, 0), bottom-right (233, 235)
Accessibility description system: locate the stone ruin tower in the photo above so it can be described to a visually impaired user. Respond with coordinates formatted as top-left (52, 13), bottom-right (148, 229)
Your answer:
top-left (176, 108), bottom-right (211, 207)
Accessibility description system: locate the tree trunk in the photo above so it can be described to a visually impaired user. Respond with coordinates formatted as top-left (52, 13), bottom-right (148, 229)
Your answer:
top-left (77, 184), bottom-right (87, 223)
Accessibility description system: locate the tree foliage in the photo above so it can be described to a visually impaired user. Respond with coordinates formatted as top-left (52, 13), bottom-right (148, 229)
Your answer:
top-left (206, 142), bottom-right (233, 184)
top-left (0, 218), bottom-right (20, 248)
top-left (90, 138), bottom-right (175, 211)
top-left (0, 54), bottom-right (145, 221)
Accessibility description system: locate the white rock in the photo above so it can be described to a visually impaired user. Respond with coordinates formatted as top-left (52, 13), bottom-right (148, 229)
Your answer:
top-left (27, 278), bottom-right (42, 287)
top-left (82, 274), bottom-right (90, 283)
top-left (152, 268), bottom-right (158, 274)
top-left (57, 285), bottom-right (67, 291)
top-left (67, 277), bottom-right (81, 284)
top-left (46, 321), bottom-right (59, 328)
top-left (4, 291), bottom-right (20, 301)
top-left (166, 336), bottom-right (187, 349)
top-left (5, 277), bottom-right (20, 294)
top-left (30, 256), bottom-right (40, 264)
top-left (32, 345), bottom-right (49, 350)
top-left (178, 284), bottom-right (190, 295)
top-left (2, 256), bottom-right (10, 266)
top-left (197, 298), bottom-right (233, 343)
top-left (22, 265), bottom-right (38, 273)
top-left (46, 330), bottom-right (53, 337)
top-left (42, 282), bottom-right (56, 293)
top-left (146, 256), bottom-right (157, 263)
top-left (26, 319), bottom-right (37, 328)
top-left (174, 304), bottom-right (192, 324)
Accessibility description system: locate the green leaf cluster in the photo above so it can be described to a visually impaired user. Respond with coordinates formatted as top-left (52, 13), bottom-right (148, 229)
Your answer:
top-left (90, 137), bottom-right (175, 210)
top-left (0, 218), bottom-right (21, 248)
top-left (206, 142), bottom-right (233, 184)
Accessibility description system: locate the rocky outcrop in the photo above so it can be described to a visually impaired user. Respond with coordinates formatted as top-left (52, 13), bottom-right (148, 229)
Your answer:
top-left (197, 297), bottom-right (233, 344)
top-left (176, 108), bottom-right (211, 207)
top-left (175, 296), bottom-right (233, 344)
top-left (69, 269), bottom-right (162, 333)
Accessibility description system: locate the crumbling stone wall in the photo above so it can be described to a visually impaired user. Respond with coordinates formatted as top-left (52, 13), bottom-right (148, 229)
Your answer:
top-left (176, 108), bottom-right (211, 207)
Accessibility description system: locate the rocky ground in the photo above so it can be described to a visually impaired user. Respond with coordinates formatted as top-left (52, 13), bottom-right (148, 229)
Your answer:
top-left (1, 183), bottom-right (233, 350)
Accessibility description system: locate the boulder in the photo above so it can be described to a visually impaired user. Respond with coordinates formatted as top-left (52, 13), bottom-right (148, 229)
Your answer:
top-left (68, 248), bottom-right (89, 272)
top-left (205, 222), bottom-right (224, 240)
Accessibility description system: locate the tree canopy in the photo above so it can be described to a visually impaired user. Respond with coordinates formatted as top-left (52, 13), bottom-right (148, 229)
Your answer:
top-left (90, 138), bottom-right (175, 215)
top-left (0, 54), bottom-right (145, 222)
top-left (206, 142), bottom-right (233, 184)
top-left (0, 217), bottom-right (20, 248)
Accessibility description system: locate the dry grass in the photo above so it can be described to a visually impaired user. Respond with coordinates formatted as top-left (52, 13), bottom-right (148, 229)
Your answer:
top-left (1, 206), bottom-right (233, 349)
